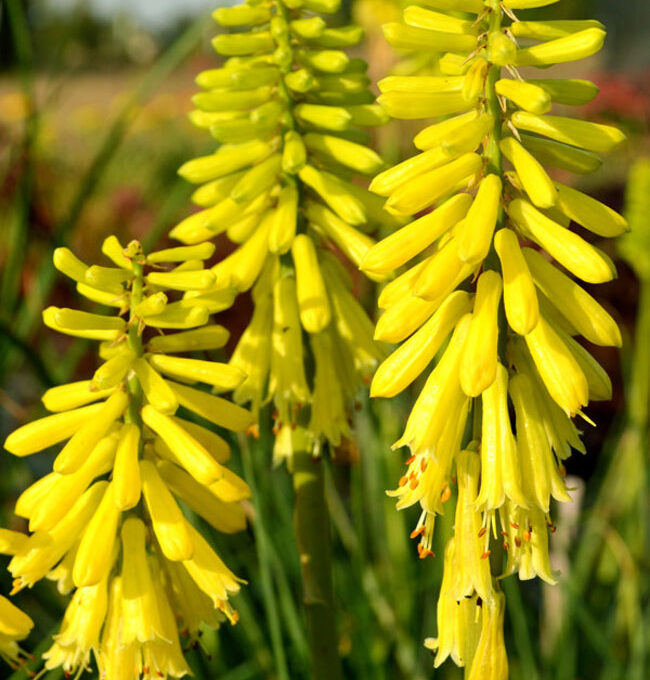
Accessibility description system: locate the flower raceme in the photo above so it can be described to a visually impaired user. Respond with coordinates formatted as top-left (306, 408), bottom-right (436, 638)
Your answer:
top-left (2, 239), bottom-right (255, 679)
top-left (363, 0), bottom-right (626, 675)
top-left (172, 0), bottom-right (398, 456)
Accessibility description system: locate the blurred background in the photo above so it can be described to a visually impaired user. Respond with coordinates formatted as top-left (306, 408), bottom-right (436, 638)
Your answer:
top-left (0, 1), bottom-right (649, 679)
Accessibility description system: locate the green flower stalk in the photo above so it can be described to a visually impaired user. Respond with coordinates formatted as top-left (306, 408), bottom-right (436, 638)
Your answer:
top-left (172, 0), bottom-right (403, 459)
top-left (362, 0), bottom-right (627, 675)
top-left (2, 239), bottom-right (254, 679)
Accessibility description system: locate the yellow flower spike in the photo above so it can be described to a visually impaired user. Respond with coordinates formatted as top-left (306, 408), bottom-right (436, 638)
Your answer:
top-left (476, 364), bottom-right (528, 511)
top-left (524, 315), bottom-right (589, 416)
top-left (523, 247), bottom-right (621, 347)
top-left (456, 174), bottom-right (503, 264)
top-left (500, 137), bottom-right (557, 209)
top-left (147, 354), bottom-right (246, 392)
top-left (159, 461), bottom-right (247, 535)
top-left (113, 424), bottom-right (141, 511)
top-left (28, 435), bottom-right (117, 532)
top-left (141, 405), bottom-right (225, 485)
top-left (291, 234), bottom-right (331, 334)
top-left (119, 517), bottom-right (165, 644)
top-left (361, 193), bottom-right (472, 276)
top-left (371, 291), bottom-right (473, 398)
top-left (52, 390), bottom-right (128, 474)
top-left (72, 483), bottom-right (120, 588)
top-left (132, 357), bottom-right (179, 414)
top-left (384, 152), bottom-right (482, 216)
top-left (508, 199), bottom-right (615, 284)
top-left (495, 79), bottom-right (551, 114)
top-left (146, 325), bottom-right (229, 353)
top-left (4, 402), bottom-right (104, 456)
top-left (394, 314), bottom-right (470, 455)
top-left (168, 381), bottom-right (254, 432)
top-left (140, 460), bottom-right (194, 562)
top-left (467, 592), bottom-right (508, 680)
top-left (90, 350), bottom-right (135, 391)
top-left (512, 111), bottom-right (626, 154)
top-left (268, 182), bottom-right (298, 254)
top-left (181, 523), bottom-right (243, 611)
top-left (515, 28), bottom-right (606, 67)
top-left (413, 237), bottom-right (476, 302)
top-left (494, 229), bottom-right (539, 335)
top-left (460, 271), bottom-right (503, 397)
top-left (454, 450), bottom-right (493, 602)
top-left (554, 181), bottom-right (629, 238)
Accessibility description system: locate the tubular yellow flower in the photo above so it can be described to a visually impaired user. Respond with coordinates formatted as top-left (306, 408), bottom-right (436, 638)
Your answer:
top-left (494, 229), bottom-right (539, 335)
top-left (369, 4), bottom-right (625, 671)
top-left (459, 271), bottom-right (503, 397)
top-left (0, 595), bottom-right (33, 668)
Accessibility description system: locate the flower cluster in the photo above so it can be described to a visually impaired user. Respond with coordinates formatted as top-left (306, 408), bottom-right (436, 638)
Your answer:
top-left (172, 0), bottom-right (401, 458)
top-left (362, 0), bottom-right (626, 674)
top-left (2, 239), bottom-right (254, 678)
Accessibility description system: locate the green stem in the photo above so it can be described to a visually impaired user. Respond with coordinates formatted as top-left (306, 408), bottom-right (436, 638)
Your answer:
top-left (291, 429), bottom-right (342, 680)
top-left (125, 253), bottom-right (144, 427)
top-left (239, 434), bottom-right (291, 680)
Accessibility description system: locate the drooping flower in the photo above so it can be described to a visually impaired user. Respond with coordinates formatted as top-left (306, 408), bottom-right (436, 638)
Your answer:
top-left (2, 238), bottom-right (253, 678)
top-left (172, 0), bottom-right (401, 457)
top-left (365, 0), bottom-right (626, 673)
